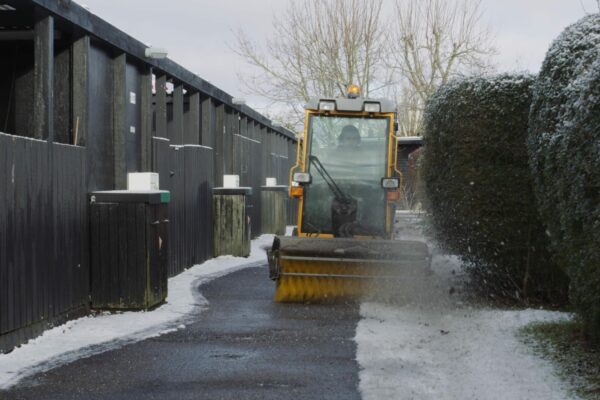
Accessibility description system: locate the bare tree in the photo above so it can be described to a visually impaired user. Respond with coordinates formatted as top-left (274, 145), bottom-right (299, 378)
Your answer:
top-left (390, 83), bottom-right (424, 137)
top-left (579, 0), bottom-right (600, 13)
top-left (389, 0), bottom-right (496, 135)
top-left (234, 0), bottom-right (389, 128)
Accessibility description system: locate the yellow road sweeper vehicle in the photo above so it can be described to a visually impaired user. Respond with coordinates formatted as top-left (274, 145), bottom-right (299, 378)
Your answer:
top-left (267, 85), bottom-right (430, 302)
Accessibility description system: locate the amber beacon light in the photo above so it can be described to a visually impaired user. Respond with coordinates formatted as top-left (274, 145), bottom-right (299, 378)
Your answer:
top-left (346, 84), bottom-right (361, 99)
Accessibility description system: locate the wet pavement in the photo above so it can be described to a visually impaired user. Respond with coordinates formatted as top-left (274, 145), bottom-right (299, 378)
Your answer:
top-left (3, 266), bottom-right (362, 400)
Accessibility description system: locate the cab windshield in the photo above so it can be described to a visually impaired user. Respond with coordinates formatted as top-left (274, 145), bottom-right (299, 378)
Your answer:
top-left (302, 115), bottom-right (389, 234)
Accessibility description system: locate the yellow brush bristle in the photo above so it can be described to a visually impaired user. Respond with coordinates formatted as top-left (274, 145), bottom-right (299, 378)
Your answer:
top-left (274, 260), bottom-right (367, 302)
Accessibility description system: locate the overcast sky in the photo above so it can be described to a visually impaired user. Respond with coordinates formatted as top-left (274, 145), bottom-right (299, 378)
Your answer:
top-left (77, 0), bottom-right (598, 114)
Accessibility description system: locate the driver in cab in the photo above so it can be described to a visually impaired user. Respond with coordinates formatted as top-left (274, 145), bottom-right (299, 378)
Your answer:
top-left (323, 124), bottom-right (362, 176)
top-left (337, 125), bottom-right (361, 148)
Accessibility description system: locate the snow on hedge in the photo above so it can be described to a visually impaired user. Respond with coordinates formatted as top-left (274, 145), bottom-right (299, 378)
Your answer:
top-left (422, 74), bottom-right (568, 304)
top-left (528, 14), bottom-right (600, 342)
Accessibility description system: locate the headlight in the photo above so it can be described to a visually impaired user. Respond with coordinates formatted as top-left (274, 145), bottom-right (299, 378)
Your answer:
top-left (364, 102), bottom-right (381, 113)
top-left (319, 101), bottom-right (336, 111)
top-left (381, 177), bottom-right (400, 189)
top-left (293, 172), bottom-right (312, 184)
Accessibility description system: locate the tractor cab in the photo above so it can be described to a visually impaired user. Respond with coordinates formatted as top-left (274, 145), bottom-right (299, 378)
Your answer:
top-left (291, 87), bottom-right (399, 239)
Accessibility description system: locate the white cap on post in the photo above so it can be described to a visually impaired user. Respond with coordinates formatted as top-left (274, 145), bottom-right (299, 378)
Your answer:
top-left (223, 175), bottom-right (240, 188)
top-left (127, 172), bottom-right (160, 191)
top-left (265, 177), bottom-right (277, 187)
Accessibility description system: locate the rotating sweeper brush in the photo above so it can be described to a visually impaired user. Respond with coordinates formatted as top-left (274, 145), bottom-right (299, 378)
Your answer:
top-left (268, 85), bottom-right (430, 302)
top-left (268, 237), bottom-right (430, 302)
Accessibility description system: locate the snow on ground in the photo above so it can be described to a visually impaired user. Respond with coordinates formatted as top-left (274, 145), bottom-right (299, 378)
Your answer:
top-left (0, 234), bottom-right (276, 390)
top-left (356, 212), bottom-right (577, 400)
top-left (1, 216), bottom-right (575, 398)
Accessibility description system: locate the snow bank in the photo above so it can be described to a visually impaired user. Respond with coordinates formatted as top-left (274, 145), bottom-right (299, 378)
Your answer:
top-left (358, 215), bottom-right (577, 399)
top-left (356, 303), bottom-right (575, 400)
top-left (0, 235), bottom-right (275, 390)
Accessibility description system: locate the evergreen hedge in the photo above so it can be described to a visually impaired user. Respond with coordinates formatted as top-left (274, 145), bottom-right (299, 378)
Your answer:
top-left (423, 74), bottom-right (568, 304)
top-left (528, 14), bottom-right (600, 342)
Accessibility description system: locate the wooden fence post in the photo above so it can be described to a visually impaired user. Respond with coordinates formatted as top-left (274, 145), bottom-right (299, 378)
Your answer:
top-left (212, 187), bottom-right (252, 257)
top-left (33, 11), bottom-right (54, 141)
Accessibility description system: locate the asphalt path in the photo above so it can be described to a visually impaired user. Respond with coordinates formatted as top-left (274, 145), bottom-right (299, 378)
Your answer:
top-left (4, 266), bottom-right (362, 400)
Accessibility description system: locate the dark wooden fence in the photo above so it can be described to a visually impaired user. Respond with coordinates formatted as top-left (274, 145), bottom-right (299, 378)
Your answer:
top-left (230, 120), bottom-right (300, 237)
top-left (154, 131), bottom-right (295, 276)
top-left (0, 133), bottom-right (88, 351)
top-left (0, 0), bottom-right (297, 353)
top-left (153, 138), bottom-right (215, 276)
top-left (233, 121), bottom-right (264, 238)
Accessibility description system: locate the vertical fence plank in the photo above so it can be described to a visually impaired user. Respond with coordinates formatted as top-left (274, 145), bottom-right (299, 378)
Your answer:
top-left (52, 143), bottom-right (61, 318)
top-left (214, 103), bottom-right (225, 187)
top-left (155, 75), bottom-right (168, 140)
top-left (184, 146), bottom-right (199, 265)
top-left (97, 203), bottom-right (111, 308)
top-left (108, 203), bottom-right (120, 306)
top-left (140, 67), bottom-right (153, 171)
top-left (224, 109), bottom-right (235, 176)
top-left (117, 204), bottom-right (128, 306)
top-left (79, 147), bottom-right (89, 310)
top-left (90, 204), bottom-right (101, 309)
top-left (113, 53), bottom-right (127, 189)
top-left (201, 147), bottom-right (214, 261)
top-left (152, 137), bottom-right (170, 189)
top-left (187, 92), bottom-right (200, 145)
top-left (173, 85), bottom-right (184, 145)
top-left (33, 13), bottom-right (54, 141)
top-left (201, 97), bottom-right (215, 149)
top-left (166, 145), bottom-right (184, 275)
top-left (6, 137), bottom-right (15, 335)
top-left (0, 135), bottom-right (8, 335)
top-left (134, 204), bottom-right (146, 304)
top-left (14, 139), bottom-right (26, 331)
top-left (72, 35), bottom-right (89, 147)
top-left (51, 141), bottom-right (60, 320)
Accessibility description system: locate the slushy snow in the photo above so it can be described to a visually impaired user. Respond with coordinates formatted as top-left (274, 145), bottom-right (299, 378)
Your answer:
top-left (355, 212), bottom-right (578, 400)
top-left (356, 277), bottom-right (575, 399)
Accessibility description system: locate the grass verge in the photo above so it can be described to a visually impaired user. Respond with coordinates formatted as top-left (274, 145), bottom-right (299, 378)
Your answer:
top-left (520, 319), bottom-right (600, 399)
